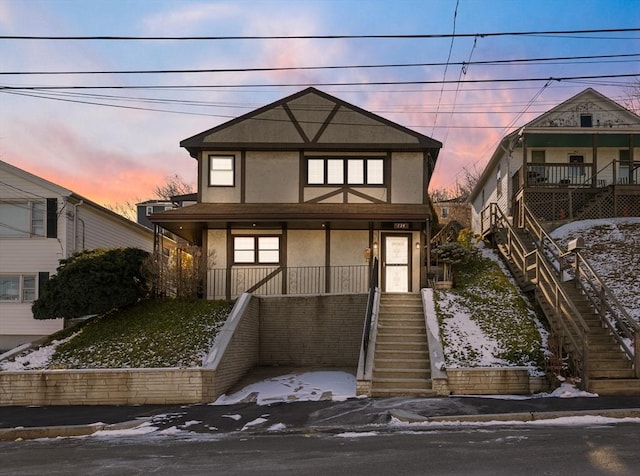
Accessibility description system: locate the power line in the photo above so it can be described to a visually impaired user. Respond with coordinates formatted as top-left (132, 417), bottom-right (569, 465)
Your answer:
top-left (2, 72), bottom-right (637, 90)
top-left (2, 28), bottom-right (639, 40)
top-left (2, 52), bottom-right (638, 75)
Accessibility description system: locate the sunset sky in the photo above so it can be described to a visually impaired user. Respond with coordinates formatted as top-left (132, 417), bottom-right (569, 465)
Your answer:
top-left (1, 0), bottom-right (638, 209)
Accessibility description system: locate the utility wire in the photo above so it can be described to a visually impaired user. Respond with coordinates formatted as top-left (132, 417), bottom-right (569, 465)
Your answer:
top-left (2, 28), bottom-right (639, 40)
top-left (2, 52), bottom-right (638, 75)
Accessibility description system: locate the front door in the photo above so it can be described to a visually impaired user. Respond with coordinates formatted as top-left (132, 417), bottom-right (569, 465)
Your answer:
top-left (382, 233), bottom-right (411, 292)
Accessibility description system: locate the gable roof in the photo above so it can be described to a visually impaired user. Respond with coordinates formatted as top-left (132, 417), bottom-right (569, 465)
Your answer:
top-left (181, 87), bottom-right (442, 157)
top-left (467, 88), bottom-right (640, 203)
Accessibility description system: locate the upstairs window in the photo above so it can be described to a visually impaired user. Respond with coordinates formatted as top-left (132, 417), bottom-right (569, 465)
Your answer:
top-left (441, 207), bottom-right (449, 219)
top-left (306, 157), bottom-right (384, 185)
top-left (580, 114), bottom-right (593, 128)
top-left (0, 201), bottom-right (45, 238)
top-left (233, 236), bottom-right (280, 265)
top-left (209, 155), bottom-right (235, 186)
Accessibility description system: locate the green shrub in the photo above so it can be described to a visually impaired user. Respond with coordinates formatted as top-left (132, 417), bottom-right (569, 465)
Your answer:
top-left (32, 247), bottom-right (149, 319)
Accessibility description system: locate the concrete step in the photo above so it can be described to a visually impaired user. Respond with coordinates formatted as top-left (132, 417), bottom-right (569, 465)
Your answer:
top-left (373, 368), bottom-right (431, 380)
top-left (375, 341), bottom-right (428, 351)
top-left (588, 378), bottom-right (640, 396)
top-left (374, 357), bottom-right (430, 369)
top-left (370, 388), bottom-right (437, 398)
top-left (588, 368), bottom-right (635, 379)
top-left (375, 351), bottom-right (429, 361)
top-left (371, 377), bottom-right (432, 391)
top-left (375, 333), bottom-right (427, 343)
top-left (377, 326), bottom-right (425, 335)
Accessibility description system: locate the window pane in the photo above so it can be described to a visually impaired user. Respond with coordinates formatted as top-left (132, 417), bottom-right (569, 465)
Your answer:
top-left (308, 159), bottom-right (324, 184)
top-left (367, 160), bottom-right (384, 184)
top-left (0, 276), bottom-right (20, 301)
top-left (327, 159), bottom-right (344, 184)
top-left (210, 156), bottom-right (234, 186)
top-left (0, 202), bottom-right (29, 238)
top-left (22, 275), bottom-right (36, 302)
top-left (32, 202), bottom-right (45, 237)
top-left (234, 237), bottom-right (255, 263)
top-left (258, 237), bottom-right (279, 263)
top-left (348, 160), bottom-right (364, 184)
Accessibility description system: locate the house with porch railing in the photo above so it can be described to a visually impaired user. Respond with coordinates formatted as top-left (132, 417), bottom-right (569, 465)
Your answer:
top-left (469, 88), bottom-right (640, 233)
top-left (151, 88), bottom-right (442, 300)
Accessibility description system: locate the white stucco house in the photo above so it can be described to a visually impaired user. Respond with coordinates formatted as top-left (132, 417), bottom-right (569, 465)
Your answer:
top-left (469, 88), bottom-right (640, 234)
top-left (151, 87), bottom-right (443, 300)
top-left (0, 160), bottom-right (160, 351)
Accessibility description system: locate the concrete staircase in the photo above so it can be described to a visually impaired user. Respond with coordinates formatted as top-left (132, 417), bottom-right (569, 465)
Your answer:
top-left (370, 293), bottom-right (435, 397)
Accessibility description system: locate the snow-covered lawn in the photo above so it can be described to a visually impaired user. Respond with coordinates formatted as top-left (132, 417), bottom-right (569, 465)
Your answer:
top-left (550, 217), bottom-right (640, 323)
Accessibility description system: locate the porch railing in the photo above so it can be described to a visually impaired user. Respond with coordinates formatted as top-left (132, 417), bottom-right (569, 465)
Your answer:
top-left (361, 257), bottom-right (379, 363)
top-left (207, 265), bottom-right (370, 300)
top-left (517, 160), bottom-right (640, 189)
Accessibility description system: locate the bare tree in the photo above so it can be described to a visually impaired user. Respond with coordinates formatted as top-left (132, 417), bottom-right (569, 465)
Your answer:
top-left (624, 78), bottom-right (640, 114)
top-left (154, 174), bottom-right (194, 200)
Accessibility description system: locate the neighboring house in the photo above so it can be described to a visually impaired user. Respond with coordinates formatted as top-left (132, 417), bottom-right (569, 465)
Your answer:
top-left (151, 87), bottom-right (442, 300)
top-left (432, 197), bottom-right (471, 229)
top-left (0, 160), bottom-right (160, 351)
top-left (136, 200), bottom-right (175, 230)
top-left (469, 88), bottom-right (640, 234)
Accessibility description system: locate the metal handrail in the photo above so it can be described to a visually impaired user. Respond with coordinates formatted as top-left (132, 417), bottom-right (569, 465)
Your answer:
top-left (361, 257), bottom-right (379, 363)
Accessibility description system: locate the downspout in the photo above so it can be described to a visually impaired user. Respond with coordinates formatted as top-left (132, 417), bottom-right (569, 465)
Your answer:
top-left (72, 199), bottom-right (84, 254)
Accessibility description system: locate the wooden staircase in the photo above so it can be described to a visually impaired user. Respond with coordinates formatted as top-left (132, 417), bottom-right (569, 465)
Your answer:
top-left (370, 293), bottom-right (435, 397)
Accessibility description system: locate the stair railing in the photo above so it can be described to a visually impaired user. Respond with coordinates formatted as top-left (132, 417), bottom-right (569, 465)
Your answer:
top-left (522, 203), bottom-right (639, 377)
top-left (361, 257), bottom-right (379, 366)
top-left (488, 203), bottom-right (590, 383)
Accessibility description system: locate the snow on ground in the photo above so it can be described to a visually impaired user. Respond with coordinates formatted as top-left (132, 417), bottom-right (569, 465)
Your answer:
top-left (0, 335), bottom-right (75, 371)
top-left (212, 371), bottom-right (356, 406)
top-left (550, 217), bottom-right (640, 323)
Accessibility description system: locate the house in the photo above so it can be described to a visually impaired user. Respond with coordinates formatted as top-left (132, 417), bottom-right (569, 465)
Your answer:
top-left (469, 88), bottom-right (640, 234)
top-left (432, 196), bottom-right (471, 229)
top-left (151, 87), bottom-right (442, 300)
top-left (136, 200), bottom-right (175, 230)
top-left (0, 160), bottom-right (161, 351)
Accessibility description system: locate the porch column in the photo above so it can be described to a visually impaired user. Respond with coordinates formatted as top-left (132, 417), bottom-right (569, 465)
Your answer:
top-left (591, 134), bottom-right (598, 187)
top-left (324, 223), bottom-right (331, 293)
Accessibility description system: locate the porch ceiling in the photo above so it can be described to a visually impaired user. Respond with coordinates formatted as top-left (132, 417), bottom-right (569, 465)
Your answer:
top-left (150, 202), bottom-right (432, 244)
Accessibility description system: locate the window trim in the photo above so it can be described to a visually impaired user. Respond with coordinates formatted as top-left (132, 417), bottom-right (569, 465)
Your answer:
top-left (0, 274), bottom-right (37, 303)
top-left (0, 200), bottom-right (46, 239)
top-left (232, 235), bottom-right (281, 265)
top-left (305, 157), bottom-right (385, 186)
top-left (208, 154), bottom-right (235, 187)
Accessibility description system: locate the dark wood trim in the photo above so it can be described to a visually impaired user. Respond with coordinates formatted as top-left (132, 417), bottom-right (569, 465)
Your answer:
top-left (208, 154), bottom-right (236, 188)
top-left (312, 104), bottom-right (340, 143)
top-left (240, 150), bottom-right (246, 203)
top-left (386, 152), bottom-right (392, 203)
top-left (348, 188), bottom-right (386, 204)
top-left (325, 223), bottom-right (331, 293)
top-left (281, 224), bottom-right (288, 294)
top-left (299, 151), bottom-right (305, 203)
top-left (368, 222), bottom-right (374, 280)
top-left (225, 226), bottom-right (232, 301)
top-left (306, 188), bottom-right (344, 203)
top-left (283, 103), bottom-right (311, 143)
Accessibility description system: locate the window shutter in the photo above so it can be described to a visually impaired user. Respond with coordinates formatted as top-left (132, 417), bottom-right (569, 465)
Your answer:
top-left (46, 198), bottom-right (57, 238)
top-left (38, 272), bottom-right (50, 298)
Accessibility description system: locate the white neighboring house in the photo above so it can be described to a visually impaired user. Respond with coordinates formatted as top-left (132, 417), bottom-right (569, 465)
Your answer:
top-left (0, 160), bottom-right (157, 351)
top-left (469, 88), bottom-right (640, 234)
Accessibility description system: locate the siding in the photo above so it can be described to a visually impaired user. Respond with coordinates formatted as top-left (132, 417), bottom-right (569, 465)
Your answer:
top-left (391, 152), bottom-right (424, 204)
top-left (76, 205), bottom-right (154, 252)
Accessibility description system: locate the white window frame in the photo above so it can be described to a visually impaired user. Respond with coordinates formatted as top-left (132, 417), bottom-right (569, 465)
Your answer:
top-left (209, 155), bottom-right (235, 187)
top-left (306, 157), bottom-right (385, 186)
top-left (0, 201), bottom-right (45, 238)
top-left (233, 236), bottom-right (281, 265)
top-left (0, 274), bottom-right (37, 302)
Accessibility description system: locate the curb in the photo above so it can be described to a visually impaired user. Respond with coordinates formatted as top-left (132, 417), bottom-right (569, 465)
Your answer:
top-left (0, 419), bottom-right (148, 441)
top-left (391, 408), bottom-right (640, 424)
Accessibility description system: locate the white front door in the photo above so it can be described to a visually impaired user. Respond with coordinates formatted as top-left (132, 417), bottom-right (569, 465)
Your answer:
top-left (383, 234), bottom-right (410, 292)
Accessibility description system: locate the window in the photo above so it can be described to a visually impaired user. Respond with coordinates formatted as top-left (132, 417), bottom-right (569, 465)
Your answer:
top-left (619, 149), bottom-right (631, 184)
top-left (496, 167), bottom-right (503, 197)
top-left (0, 274), bottom-right (36, 302)
top-left (0, 201), bottom-right (45, 238)
top-left (441, 207), bottom-right (449, 219)
top-left (569, 155), bottom-right (585, 178)
top-left (233, 236), bottom-right (280, 264)
top-left (306, 157), bottom-right (385, 185)
top-left (146, 206), bottom-right (153, 216)
top-left (209, 155), bottom-right (235, 186)
top-left (580, 114), bottom-right (593, 127)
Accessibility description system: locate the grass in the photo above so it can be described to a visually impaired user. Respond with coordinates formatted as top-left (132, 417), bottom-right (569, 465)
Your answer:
top-left (48, 299), bottom-right (232, 369)
top-left (434, 251), bottom-right (548, 371)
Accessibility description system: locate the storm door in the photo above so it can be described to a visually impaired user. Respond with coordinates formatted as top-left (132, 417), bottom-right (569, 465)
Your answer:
top-left (382, 234), bottom-right (411, 292)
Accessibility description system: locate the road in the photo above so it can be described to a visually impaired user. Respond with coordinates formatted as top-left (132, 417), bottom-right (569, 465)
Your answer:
top-left (2, 423), bottom-right (639, 475)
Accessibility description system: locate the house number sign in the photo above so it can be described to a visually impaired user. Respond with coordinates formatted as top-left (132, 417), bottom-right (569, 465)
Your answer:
top-left (394, 223), bottom-right (409, 229)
